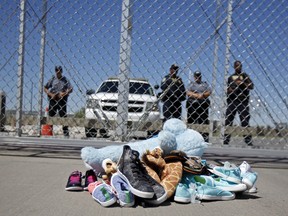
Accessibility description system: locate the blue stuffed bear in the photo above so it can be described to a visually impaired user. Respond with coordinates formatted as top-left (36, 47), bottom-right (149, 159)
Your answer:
top-left (81, 118), bottom-right (208, 174)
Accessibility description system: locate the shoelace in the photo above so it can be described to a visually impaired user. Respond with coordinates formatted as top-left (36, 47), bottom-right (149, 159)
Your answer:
top-left (130, 154), bottom-right (154, 185)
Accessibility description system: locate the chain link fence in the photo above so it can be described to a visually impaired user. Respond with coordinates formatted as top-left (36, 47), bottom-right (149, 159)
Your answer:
top-left (0, 0), bottom-right (287, 147)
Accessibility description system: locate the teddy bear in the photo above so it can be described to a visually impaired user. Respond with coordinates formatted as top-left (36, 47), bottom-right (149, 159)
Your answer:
top-left (101, 158), bottom-right (118, 184)
top-left (81, 118), bottom-right (208, 174)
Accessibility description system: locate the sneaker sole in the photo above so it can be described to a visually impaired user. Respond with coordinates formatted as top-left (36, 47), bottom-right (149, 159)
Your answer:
top-left (242, 178), bottom-right (254, 189)
top-left (197, 193), bottom-right (235, 201)
top-left (144, 191), bottom-right (168, 205)
top-left (174, 196), bottom-right (191, 203)
top-left (110, 174), bottom-right (135, 207)
top-left (208, 168), bottom-right (241, 184)
top-left (118, 199), bottom-right (135, 207)
top-left (92, 195), bottom-right (117, 207)
top-left (216, 183), bottom-right (247, 192)
top-left (244, 186), bottom-right (258, 194)
top-left (117, 170), bottom-right (154, 199)
top-left (92, 185), bottom-right (117, 207)
top-left (65, 186), bottom-right (83, 191)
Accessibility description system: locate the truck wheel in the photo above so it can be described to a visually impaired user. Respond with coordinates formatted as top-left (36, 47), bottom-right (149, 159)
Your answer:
top-left (85, 127), bottom-right (97, 138)
top-left (147, 130), bottom-right (160, 138)
top-left (99, 128), bottom-right (109, 138)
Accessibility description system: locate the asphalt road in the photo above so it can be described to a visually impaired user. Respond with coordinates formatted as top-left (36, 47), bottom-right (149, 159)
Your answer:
top-left (0, 136), bottom-right (287, 216)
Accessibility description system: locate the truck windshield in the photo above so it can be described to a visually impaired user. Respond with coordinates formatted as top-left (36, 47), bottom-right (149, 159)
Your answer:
top-left (97, 81), bottom-right (154, 96)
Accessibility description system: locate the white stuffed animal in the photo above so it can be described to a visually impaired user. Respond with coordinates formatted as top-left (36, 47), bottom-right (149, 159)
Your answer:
top-left (81, 118), bottom-right (208, 174)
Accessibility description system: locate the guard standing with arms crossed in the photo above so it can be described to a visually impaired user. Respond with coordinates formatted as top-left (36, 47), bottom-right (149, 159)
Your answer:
top-left (160, 64), bottom-right (186, 123)
top-left (44, 66), bottom-right (73, 137)
top-left (224, 60), bottom-right (254, 146)
top-left (186, 71), bottom-right (211, 142)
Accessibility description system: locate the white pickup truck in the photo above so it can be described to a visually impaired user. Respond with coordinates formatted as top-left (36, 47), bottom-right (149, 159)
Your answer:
top-left (85, 77), bottom-right (160, 137)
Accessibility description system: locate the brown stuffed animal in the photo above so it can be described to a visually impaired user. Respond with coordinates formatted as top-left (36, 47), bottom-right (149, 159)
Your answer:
top-left (142, 147), bottom-right (183, 199)
top-left (101, 158), bottom-right (117, 184)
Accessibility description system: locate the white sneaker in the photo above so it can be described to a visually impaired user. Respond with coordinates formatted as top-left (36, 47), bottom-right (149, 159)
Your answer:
top-left (239, 161), bottom-right (252, 174)
top-left (242, 172), bottom-right (258, 189)
top-left (239, 161), bottom-right (258, 192)
top-left (244, 185), bottom-right (258, 194)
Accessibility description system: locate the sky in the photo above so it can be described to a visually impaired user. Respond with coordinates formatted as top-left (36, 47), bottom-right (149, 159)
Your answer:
top-left (0, 0), bottom-right (287, 127)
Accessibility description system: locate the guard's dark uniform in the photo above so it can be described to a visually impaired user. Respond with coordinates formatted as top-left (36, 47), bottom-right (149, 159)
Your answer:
top-left (161, 74), bottom-right (186, 122)
top-left (224, 72), bottom-right (253, 145)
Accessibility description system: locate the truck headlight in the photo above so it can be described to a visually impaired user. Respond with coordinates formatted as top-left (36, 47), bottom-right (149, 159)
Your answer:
top-left (146, 102), bottom-right (159, 112)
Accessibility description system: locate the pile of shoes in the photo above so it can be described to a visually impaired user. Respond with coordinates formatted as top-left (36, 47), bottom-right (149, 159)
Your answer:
top-left (174, 160), bottom-right (258, 204)
top-left (65, 145), bottom-right (258, 207)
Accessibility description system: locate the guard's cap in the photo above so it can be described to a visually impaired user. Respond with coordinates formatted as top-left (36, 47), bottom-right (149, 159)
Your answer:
top-left (194, 71), bottom-right (202, 76)
top-left (55, 66), bottom-right (63, 72)
top-left (170, 64), bottom-right (179, 71)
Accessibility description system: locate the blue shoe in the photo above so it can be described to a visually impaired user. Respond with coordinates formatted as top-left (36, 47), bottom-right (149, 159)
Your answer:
top-left (241, 171), bottom-right (258, 189)
top-left (174, 183), bottom-right (192, 203)
top-left (213, 177), bottom-right (247, 192)
top-left (92, 183), bottom-right (117, 207)
top-left (110, 173), bottom-right (135, 207)
top-left (195, 183), bottom-right (235, 201)
top-left (186, 174), bottom-right (247, 192)
top-left (208, 166), bottom-right (242, 184)
top-left (239, 161), bottom-right (258, 190)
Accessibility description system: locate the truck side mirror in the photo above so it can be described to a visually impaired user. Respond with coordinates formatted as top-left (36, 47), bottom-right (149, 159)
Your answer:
top-left (154, 84), bottom-right (159, 90)
top-left (86, 89), bottom-right (95, 95)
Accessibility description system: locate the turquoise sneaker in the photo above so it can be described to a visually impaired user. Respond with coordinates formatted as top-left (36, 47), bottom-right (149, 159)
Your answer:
top-left (239, 161), bottom-right (258, 190)
top-left (241, 171), bottom-right (258, 189)
top-left (208, 166), bottom-right (242, 184)
top-left (213, 177), bottom-right (247, 192)
top-left (195, 183), bottom-right (235, 201)
top-left (183, 173), bottom-right (246, 192)
top-left (174, 183), bottom-right (192, 203)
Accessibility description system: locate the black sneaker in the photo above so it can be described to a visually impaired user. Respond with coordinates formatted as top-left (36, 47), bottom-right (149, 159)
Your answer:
top-left (84, 169), bottom-right (97, 191)
top-left (117, 145), bottom-right (154, 199)
top-left (141, 166), bottom-right (167, 206)
top-left (65, 171), bottom-right (83, 191)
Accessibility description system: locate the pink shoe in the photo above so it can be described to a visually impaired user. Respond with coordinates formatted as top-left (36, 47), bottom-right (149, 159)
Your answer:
top-left (65, 171), bottom-right (83, 191)
top-left (84, 169), bottom-right (97, 191)
top-left (88, 181), bottom-right (102, 194)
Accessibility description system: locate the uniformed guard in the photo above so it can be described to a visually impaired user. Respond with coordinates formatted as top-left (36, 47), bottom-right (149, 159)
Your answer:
top-left (160, 64), bottom-right (186, 123)
top-left (224, 60), bottom-right (254, 146)
top-left (44, 66), bottom-right (73, 137)
top-left (186, 71), bottom-right (211, 142)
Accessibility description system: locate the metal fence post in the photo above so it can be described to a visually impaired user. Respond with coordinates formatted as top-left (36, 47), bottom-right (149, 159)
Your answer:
top-left (220, 0), bottom-right (233, 144)
top-left (210, 0), bottom-right (221, 141)
top-left (15, 0), bottom-right (27, 137)
top-left (37, 0), bottom-right (48, 136)
top-left (115, 0), bottom-right (133, 141)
